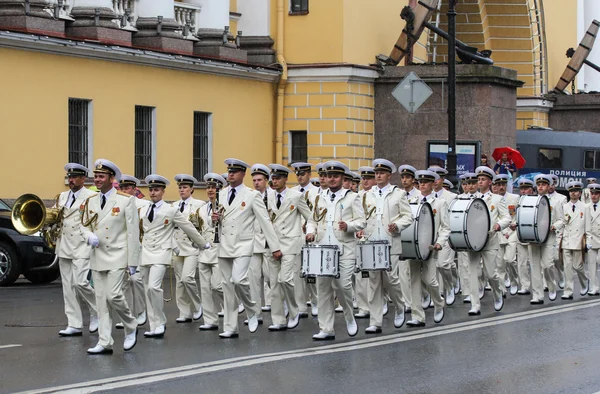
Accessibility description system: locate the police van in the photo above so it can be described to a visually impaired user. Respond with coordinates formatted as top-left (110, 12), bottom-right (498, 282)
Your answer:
top-left (517, 128), bottom-right (600, 192)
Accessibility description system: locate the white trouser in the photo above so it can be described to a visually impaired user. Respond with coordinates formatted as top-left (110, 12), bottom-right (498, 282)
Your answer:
top-left (267, 253), bottom-right (299, 325)
top-left (219, 256), bottom-right (259, 333)
top-left (588, 248), bottom-right (600, 293)
top-left (457, 251), bottom-right (470, 297)
top-left (172, 255), bottom-right (201, 319)
top-left (468, 249), bottom-right (502, 310)
top-left (368, 256), bottom-right (405, 327)
top-left (198, 262), bottom-right (224, 326)
top-left (397, 259), bottom-right (412, 309)
top-left (498, 242), bottom-right (519, 288)
top-left (436, 242), bottom-right (455, 295)
top-left (516, 243), bottom-right (531, 291)
top-left (93, 269), bottom-right (136, 348)
top-left (410, 255), bottom-right (443, 323)
top-left (354, 271), bottom-right (369, 314)
top-left (563, 249), bottom-right (588, 296)
top-left (140, 265), bottom-right (168, 331)
top-left (249, 253), bottom-right (270, 317)
top-left (317, 259), bottom-right (355, 334)
top-left (122, 270), bottom-right (146, 317)
top-left (58, 257), bottom-right (97, 329)
top-left (529, 235), bottom-right (558, 300)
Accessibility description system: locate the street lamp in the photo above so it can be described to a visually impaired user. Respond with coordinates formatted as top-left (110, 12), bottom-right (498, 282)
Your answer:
top-left (447, 0), bottom-right (458, 190)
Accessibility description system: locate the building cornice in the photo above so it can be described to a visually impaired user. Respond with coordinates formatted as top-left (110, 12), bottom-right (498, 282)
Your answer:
top-left (287, 64), bottom-right (380, 83)
top-left (516, 97), bottom-right (554, 112)
top-left (0, 30), bottom-right (281, 83)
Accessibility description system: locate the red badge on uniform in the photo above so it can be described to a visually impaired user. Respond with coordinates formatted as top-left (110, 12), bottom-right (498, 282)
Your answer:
top-left (112, 207), bottom-right (120, 216)
top-left (433, 209), bottom-right (437, 216)
top-left (164, 219), bottom-right (169, 225)
top-left (491, 205), bottom-right (495, 212)
top-left (581, 212), bottom-right (584, 218)
top-left (241, 201), bottom-right (246, 210)
top-left (290, 205), bottom-right (295, 211)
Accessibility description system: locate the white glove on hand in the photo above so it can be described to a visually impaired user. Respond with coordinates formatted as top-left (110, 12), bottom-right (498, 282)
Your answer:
top-left (87, 233), bottom-right (99, 247)
top-left (587, 244), bottom-right (593, 250)
top-left (204, 243), bottom-right (211, 250)
top-left (173, 247), bottom-right (181, 256)
top-left (128, 266), bottom-right (136, 276)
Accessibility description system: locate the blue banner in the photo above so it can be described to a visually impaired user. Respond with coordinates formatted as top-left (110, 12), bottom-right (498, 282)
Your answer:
top-left (428, 143), bottom-right (478, 176)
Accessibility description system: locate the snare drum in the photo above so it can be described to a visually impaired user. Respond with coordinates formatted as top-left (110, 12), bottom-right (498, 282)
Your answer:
top-left (357, 240), bottom-right (391, 271)
top-left (516, 195), bottom-right (551, 244)
top-left (301, 244), bottom-right (340, 279)
top-left (400, 202), bottom-right (435, 261)
top-left (449, 198), bottom-right (490, 252)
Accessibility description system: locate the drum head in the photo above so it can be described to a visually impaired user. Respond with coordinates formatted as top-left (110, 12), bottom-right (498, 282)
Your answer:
top-left (536, 195), bottom-right (551, 243)
top-left (466, 199), bottom-right (490, 251)
top-left (416, 202), bottom-right (435, 260)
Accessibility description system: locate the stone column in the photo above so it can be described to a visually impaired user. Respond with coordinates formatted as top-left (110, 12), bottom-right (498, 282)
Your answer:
top-left (132, 0), bottom-right (192, 55)
top-left (0, 0), bottom-right (65, 34)
top-left (188, 0), bottom-right (246, 62)
top-left (237, 0), bottom-right (274, 65)
top-left (66, 0), bottom-right (131, 45)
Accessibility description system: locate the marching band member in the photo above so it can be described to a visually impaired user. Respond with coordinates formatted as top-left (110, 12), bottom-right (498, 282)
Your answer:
top-left (116, 175), bottom-right (148, 328)
top-left (397, 164), bottom-right (421, 310)
top-left (585, 183), bottom-right (600, 296)
top-left (428, 166), bottom-right (459, 302)
top-left (290, 162), bottom-right (318, 317)
top-left (310, 178), bottom-right (321, 187)
top-left (529, 174), bottom-right (563, 304)
top-left (56, 163), bottom-right (98, 338)
top-left (560, 181), bottom-right (589, 299)
top-left (406, 170), bottom-right (449, 326)
top-left (197, 173), bottom-right (226, 330)
top-left (265, 164), bottom-right (311, 331)
top-left (212, 159), bottom-right (282, 338)
top-left (351, 172), bottom-right (361, 193)
top-left (306, 161), bottom-right (366, 339)
top-left (467, 166), bottom-right (511, 316)
top-left (549, 174), bottom-right (567, 289)
top-left (515, 178), bottom-right (534, 295)
top-left (443, 179), bottom-right (453, 191)
top-left (171, 174), bottom-right (206, 323)
top-left (138, 175), bottom-right (209, 338)
top-left (493, 174), bottom-right (520, 295)
top-left (583, 177), bottom-right (597, 204)
top-left (248, 164), bottom-right (273, 322)
top-left (342, 170), bottom-right (354, 191)
top-left (81, 159), bottom-right (139, 355)
top-left (354, 166), bottom-right (377, 319)
top-left (356, 159), bottom-right (412, 333)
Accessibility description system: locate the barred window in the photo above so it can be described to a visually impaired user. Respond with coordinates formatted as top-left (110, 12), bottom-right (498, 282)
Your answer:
top-left (135, 106), bottom-right (155, 180)
top-left (68, 99), bottom-right (91, 167)
top-left (290, 130), bottom-right (307, 163)
top-left (290, 0), bottom-right (308, 13)
top-left (193, 112), bottom-right (212, 180)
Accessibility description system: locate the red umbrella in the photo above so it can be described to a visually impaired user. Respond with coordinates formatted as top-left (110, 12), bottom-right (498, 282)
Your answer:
top-left (492, 146), bottom-right (526, 169)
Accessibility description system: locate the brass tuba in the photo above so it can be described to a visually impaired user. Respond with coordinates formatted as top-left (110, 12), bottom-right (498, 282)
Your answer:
top-left (11, 194), bottom-right (64, 249)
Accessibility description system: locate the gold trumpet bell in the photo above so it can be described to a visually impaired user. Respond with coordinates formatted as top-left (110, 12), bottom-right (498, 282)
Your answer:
top-left (11, 194), bottom-right (62, 248)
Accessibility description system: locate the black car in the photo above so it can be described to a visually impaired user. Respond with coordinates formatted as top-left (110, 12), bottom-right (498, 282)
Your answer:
top-left (0, 199), bottom-right (58, 286)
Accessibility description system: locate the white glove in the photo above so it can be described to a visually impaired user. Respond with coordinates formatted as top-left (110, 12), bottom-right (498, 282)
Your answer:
top-left (587, 244), bottom-right (593, 250)
top-left (128, 266), bottom-right (137, 276)
top-left (173, 247), bottom-right (181, 256)
top-left (87, 233), bottom-right (99, 247)
top-left (204, 243), bottom-right (211, 250)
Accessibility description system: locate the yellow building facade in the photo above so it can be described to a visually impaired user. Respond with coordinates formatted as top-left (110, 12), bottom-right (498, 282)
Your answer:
top-left (0, 0), bottom-right (592, 201)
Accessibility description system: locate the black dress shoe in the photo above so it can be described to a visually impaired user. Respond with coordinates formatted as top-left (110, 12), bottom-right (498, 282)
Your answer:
top-left (268, 324), bottom-right (288, 331)
top-left (561, 295), bottom-right (573, 300)
top-left (176, 318), bottom-right (192, 323)
top-left (199, 324), bottom-right (219, 331)
top-left (530, 299), bottom-right (544, 305)
top-left (406, 320), bottom-right (426, 327)
top-left (298, 312), bottom-right (309, 318)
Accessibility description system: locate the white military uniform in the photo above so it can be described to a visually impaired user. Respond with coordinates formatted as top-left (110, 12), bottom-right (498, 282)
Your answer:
top-left (408, 191), bottom-right (450, 323)
top-left (291, 182), bottom-right (318, 314)
top-left (355, 188), bottom-right (373, 316)
top-left (433, 187), bottom-right (458, 297)
top-left (498, 191), bottom-right (520, 291)
top-left (265, 186), bottom-right (311, 326)
top-left (55, 186), bottom-right (97, 331)
top-left (549, 189), bottom-right (568, 284)
top-left (171, 196), bottom-right (206, 320)
top-left (249, 188), bottom-right (272, 320)
top-left (529, 181), bottom-right (565, 302)
top-left (121, 196), bottom-right (149, 320)
top-left (468, 190), bottom-right (511, 312)
top-left (560, 199), bottom-right (588, 297)
top-left (306, 187), bottom-right (366, 336)
top-left (217, 183), bottom-right (281, 335)
top-left (139, 195), bottom-right (208, 333)
top-left (80, 186), bottom-right (140, 350)
top-left (360, 184), bottom-right (412, 329)
top-left (585, 195), bottom-right (600, 294)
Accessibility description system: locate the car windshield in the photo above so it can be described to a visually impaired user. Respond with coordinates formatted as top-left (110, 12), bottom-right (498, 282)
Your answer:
top-left (0, 199), bottom-right (10, 211)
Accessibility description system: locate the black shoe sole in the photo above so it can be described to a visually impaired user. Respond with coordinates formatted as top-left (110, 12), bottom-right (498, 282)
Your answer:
top-left (199, 326), bottom-right (219, 331)
top-left (406, 322), bottom-right (425, 327)
top-left (298, 312), bottom-right (309, 318)
top-left (219, 334), bottom-right (239, 339)
top-left (468, 311), bottom-right (481, 316)
top-left (176, 320), bottom-right (192, 323)
top-left (268, 327), bottom-right (288, 331)
top-left (561, 296), bottom-right (573, 300)
top-left (115, 326), bottom-right (124, 330)
top-left (243, 320), bottom-right (263, 326)
top-left (59, 332), bottom-right (83, 337)
top-left (87, 349), bottom-right (113, 355)
top-left (313, 336), bottom-right (335, 341)
top-left (365, 329), bottom-right (382, 334)
top-left (124, 338), bottom-right (137, 352)
top-left (530, 300), bottom-right (544, 304)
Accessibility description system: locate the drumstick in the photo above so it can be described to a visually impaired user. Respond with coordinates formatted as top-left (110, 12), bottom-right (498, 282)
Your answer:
top-left (428, 245), bottom-right (435, 251)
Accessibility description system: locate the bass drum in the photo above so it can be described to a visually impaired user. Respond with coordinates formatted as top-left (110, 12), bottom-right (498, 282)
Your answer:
top-left (449, 198), bottom-right (490, 252)
top-left (517, 195), bottom-right (551, 244)
top-left (400, 202), bottom-right (435, 261)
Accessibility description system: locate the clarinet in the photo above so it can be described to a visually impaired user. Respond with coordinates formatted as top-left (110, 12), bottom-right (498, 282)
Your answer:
top-left (212, 191), bottom-right (220, 244)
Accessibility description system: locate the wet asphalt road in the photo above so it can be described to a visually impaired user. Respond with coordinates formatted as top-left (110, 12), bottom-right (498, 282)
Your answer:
top-left (2, 278), bottom-right (600, 394)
